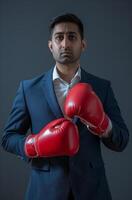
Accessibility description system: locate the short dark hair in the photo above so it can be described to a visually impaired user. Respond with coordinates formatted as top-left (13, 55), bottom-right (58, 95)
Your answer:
top-left (49, 13), bottom-right (84, 39)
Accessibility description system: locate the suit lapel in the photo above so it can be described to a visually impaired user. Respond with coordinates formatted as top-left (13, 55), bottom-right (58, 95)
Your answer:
top-left (80, 68), bottom-right (92, 83)
top-left (41, 67), bottom-right (63, 118)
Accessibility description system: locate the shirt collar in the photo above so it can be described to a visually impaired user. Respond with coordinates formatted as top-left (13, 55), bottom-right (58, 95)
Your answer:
top-left (52, 65), bottom-right (81, 83)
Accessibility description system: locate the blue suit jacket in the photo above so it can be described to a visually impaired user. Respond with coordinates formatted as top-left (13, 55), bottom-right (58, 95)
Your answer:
top-left (2, 67), bottom-right (129, 200)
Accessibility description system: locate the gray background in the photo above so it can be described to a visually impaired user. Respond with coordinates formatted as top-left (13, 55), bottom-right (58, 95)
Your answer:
top-left (0, 0), bottom-right (132, 199)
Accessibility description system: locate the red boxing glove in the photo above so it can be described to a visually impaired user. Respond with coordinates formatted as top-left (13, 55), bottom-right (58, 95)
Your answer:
top-left (64, 83), bottom-right (110, 136)
top-left (24, 118), bottom-right (79, 158)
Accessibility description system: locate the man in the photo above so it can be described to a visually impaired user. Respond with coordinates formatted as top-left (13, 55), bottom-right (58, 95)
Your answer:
top-left (2, 13), bottom-right (129, 200)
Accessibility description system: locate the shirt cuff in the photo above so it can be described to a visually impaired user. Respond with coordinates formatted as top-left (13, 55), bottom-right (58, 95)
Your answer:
top-left (100, 118), bottom-right (112, 138)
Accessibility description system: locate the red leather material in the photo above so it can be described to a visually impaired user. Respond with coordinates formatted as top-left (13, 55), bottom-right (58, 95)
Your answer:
top-left (64, 83), bottom-right (109, 135)
top-left (25, 118), bottom-right (79, 157)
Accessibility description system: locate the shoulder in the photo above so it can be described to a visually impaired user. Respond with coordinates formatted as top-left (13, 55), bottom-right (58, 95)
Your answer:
top-left (81, 68), bottom-right (111, 87)
top-left (18, 67), bottom-right (52, 92)
top-left (22, 73), bottom-right (45, 88)
top-left (21, 67), bottom-right (53, 89)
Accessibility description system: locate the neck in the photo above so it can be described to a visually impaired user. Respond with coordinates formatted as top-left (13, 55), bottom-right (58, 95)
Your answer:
top-left (56, 62), bottom-right (80, 83)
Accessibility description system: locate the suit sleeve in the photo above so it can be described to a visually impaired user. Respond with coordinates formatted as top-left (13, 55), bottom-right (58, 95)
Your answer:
top-left (1, 81), bottom-right (31, 162)
top-left (101, 82), bottom-right (129, 151)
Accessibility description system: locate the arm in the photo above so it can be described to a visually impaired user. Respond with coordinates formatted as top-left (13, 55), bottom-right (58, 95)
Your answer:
top-left (1, 81), bottom-right (31, 162)
top-left (101, 82), bottom-right (129, 151)
top-left (2, 82), bottom-right (79, 159)
top-left (64, 82), bottom-right (129, 152)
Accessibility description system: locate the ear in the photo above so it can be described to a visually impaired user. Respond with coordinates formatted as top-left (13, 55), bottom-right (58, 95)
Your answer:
top-left (81, 39), bottom-right (87, 51)
top-left (48, 40), bottom-right (53, 52)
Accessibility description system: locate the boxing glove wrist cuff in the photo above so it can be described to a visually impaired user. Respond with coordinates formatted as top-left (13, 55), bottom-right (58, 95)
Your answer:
top-left (88, 116), bottom-right (112, 137)
top-left (24, 134), bottom-right (38, 158)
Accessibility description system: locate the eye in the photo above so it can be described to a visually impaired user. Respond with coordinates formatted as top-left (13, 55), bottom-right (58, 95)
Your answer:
top-left (55, 35), bottom-right (64, 41)
top-left (68, 34), bottom-right (77, 41)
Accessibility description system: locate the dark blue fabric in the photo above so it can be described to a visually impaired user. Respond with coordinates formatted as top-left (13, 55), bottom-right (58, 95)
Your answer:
top-left (2, 67), bottom-right (129, 200)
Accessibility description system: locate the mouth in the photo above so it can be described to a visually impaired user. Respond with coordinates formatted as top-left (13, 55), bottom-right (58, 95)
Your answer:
top-left (60, 52), bottom-right (72, 57)
top-left (61, 51), bottom-right (72, 54)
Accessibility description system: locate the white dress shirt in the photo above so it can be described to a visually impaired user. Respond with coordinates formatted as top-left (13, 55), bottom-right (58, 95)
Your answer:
top-left (53, 65), bottom-right (81, 114)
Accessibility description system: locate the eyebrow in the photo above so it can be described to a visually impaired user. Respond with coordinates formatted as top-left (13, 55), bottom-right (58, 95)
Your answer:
top-left (54, 32), bottom-right (77, 36)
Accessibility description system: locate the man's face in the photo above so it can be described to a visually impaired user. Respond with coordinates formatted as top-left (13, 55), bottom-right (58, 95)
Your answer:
top-left (48, 22), bottom-right (86, 65)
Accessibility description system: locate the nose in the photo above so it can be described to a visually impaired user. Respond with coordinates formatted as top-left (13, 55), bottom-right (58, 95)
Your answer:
top-left (61, 36), bottom-right (70, 49)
